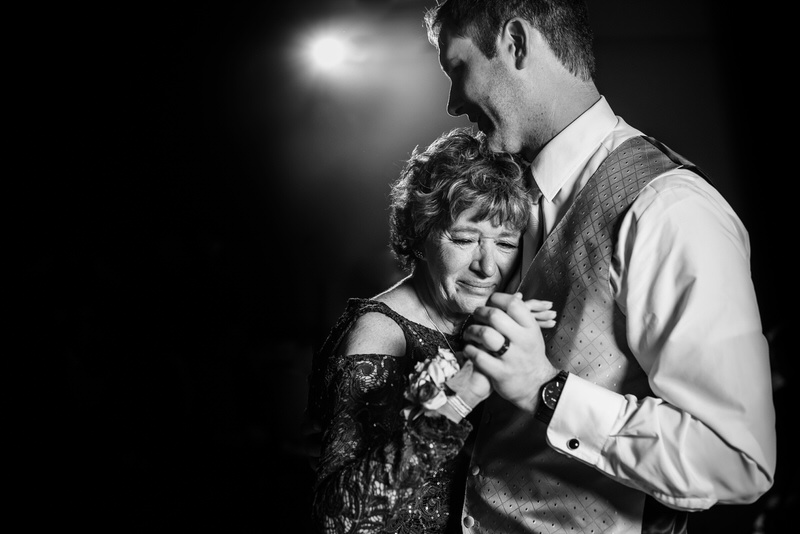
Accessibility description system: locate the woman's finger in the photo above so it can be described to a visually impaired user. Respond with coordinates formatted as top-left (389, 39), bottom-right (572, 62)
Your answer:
top-left (524, 299), bottom-right (553, 312)
top-left (463, 343), bottom-right (505, 380)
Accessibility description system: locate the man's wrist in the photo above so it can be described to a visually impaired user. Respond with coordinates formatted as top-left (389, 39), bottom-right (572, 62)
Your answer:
top-left (535, 370), bottom-right (569, 424)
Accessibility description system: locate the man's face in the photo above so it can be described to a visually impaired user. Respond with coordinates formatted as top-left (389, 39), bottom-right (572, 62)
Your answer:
top-left (438, 27), bottom-right (523, 155)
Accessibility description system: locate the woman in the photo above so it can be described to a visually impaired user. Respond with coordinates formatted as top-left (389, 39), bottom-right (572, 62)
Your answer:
top-left (307, 128), bottom-right (556, 533)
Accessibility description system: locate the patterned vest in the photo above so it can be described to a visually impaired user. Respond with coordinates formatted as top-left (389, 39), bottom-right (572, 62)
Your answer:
top-left (461, 136), bottom-right (703, 534)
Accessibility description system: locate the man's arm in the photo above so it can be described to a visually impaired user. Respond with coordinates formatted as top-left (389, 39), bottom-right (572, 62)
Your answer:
top-left (462, 173), bottom-right (777, 510)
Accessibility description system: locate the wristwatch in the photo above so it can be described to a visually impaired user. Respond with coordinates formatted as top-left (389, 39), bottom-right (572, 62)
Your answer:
top-left (535, 370), bottom-right (569, 424)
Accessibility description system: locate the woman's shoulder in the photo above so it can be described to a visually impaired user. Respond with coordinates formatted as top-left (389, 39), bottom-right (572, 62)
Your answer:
top-left (340, 297), bottom-right (396, 322)
top-left (339, 298), bottom-right (408, 357)
top-left (371, 278), bottom-right (419, 317)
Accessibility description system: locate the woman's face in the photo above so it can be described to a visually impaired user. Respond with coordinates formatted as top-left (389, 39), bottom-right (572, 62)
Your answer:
top-left (423, 205), bottom-right (522, 320)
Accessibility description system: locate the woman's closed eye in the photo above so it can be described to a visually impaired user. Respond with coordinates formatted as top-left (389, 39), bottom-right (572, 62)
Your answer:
top-left (449, 237), bottom-right (518, 251)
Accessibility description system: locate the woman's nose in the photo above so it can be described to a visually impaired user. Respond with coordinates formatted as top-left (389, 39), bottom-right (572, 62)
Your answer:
top-left (473, 244), bottom-right (497, 277)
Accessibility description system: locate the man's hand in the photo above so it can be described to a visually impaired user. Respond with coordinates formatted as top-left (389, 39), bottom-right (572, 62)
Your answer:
top-left (462, 292), bottom-right (559, 413)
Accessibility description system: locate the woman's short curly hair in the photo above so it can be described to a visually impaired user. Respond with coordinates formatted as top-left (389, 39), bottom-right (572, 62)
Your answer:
top-left (389, 127), bottom-right (531, 272)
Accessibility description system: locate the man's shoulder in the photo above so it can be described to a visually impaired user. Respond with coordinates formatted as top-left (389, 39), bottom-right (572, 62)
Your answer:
top-left (644, 168), bottom-right (720, 201)
top-left (631, 168), bottom-right (742, 232)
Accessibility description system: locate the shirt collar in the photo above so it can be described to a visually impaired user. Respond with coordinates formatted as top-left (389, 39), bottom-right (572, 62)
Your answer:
top-left (529, 96), bottom-right (618, 202)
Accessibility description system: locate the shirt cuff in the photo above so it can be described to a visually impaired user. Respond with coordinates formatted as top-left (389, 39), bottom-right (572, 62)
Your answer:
top-left (546, 373), bottom-right (624, 466)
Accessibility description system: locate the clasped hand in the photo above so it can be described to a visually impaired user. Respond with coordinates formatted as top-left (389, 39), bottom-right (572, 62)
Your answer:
top-left (461, 292), bottom-right (558, 413)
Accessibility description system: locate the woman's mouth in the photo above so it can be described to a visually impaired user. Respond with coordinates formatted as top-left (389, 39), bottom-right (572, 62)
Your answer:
top-left (459, 281), bottom-right (495, 295)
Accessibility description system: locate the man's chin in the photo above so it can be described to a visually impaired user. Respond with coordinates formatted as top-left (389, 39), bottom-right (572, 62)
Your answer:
top-left (484, 133), bottom-right (505, 154)
top-left (484, 133), bottom-right (524, 157)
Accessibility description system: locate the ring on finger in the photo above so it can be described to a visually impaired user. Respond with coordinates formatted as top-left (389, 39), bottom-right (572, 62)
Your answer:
top-left (490, 336), bottom-right (510, 357)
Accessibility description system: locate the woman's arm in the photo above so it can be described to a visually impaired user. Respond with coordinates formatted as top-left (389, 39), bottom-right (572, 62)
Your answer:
top-left (311, 312), bottom-right (472, 533)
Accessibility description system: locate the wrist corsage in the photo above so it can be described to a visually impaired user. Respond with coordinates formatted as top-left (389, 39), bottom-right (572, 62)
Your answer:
top-left (403, 347), bottom-right (460, 419)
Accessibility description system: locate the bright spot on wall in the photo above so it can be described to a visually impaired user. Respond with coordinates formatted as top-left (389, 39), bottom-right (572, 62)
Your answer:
top-left (309, 36), bottom-right (346, 69)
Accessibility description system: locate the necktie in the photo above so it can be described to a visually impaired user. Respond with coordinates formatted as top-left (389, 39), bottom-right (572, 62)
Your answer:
top-left (513, 177), bottom-right (543, 293)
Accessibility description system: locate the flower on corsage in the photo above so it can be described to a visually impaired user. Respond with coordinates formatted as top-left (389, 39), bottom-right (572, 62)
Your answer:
top-left (404, 347), bottom-right (460, 417)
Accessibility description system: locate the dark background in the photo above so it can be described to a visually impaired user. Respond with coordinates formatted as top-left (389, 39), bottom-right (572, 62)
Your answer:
top-left (38, 0), bottom-right (792, 532)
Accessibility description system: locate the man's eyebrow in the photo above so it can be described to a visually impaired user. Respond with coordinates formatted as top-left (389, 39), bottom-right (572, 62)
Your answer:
top-left (439, 51), bottom-right (459, 74)
top-left (445, 58), bottom-right (461, 73)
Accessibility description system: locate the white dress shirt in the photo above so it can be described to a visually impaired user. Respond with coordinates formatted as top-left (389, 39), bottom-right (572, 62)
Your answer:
top-left (530, 96), bottom-right (776, 510)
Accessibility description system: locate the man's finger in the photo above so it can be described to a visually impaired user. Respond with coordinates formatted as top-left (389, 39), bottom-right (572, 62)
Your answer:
top-left (462, 322), bottom-right (510, 355)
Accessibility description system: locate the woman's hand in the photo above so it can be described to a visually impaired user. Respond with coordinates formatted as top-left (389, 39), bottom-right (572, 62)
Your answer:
top-left (517, 294), bottom-right (557, 329)
top-left (445, 357), bottom-right (491, 409)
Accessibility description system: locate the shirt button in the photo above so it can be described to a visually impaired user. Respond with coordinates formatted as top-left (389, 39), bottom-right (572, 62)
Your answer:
top-left (463, 515), bottom-right (475, 528)
top-left (568, 438), bottom-right (580, 450)
top-left (471, 465), bottom-right (480, 476)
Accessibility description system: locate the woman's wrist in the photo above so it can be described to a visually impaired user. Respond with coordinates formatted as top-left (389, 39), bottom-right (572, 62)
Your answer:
top-left (442, 359), bottom-right (490, 410)
top-left (429, 393), bottom-right (472, 423)
top-left (404, 347), bottom-right (486, 423)
top-left (404, 347), bottom-right (461, 419)
top-left (449, 388), bottom-right (482, 411)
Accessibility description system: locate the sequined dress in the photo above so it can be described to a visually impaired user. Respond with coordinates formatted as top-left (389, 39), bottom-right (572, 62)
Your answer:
top-left (308, 298), bottom-right (476, 534)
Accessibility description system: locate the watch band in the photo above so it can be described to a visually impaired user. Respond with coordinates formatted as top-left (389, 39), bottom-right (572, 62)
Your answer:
top-left (535, 370), bottom-right (569, 424)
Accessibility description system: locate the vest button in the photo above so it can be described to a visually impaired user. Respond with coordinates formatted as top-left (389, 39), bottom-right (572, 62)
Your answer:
top-left (471, 465), bottom-right (480, 476)
top-left (568, 438), bottom-right (580, 450)
top-left (463, 515), bottom-right (475, 528)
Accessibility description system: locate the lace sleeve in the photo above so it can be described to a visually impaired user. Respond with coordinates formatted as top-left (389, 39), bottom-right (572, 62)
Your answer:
top-left (312, 352), bottom-right (472, 534)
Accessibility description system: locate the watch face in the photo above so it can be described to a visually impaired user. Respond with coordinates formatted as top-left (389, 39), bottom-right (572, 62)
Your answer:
top-left (542, 379), bottom-right (562, 409)
top-left (537, 372), bottom-right (567, 423)
top-left (542, 383), bottom-right (554, 409)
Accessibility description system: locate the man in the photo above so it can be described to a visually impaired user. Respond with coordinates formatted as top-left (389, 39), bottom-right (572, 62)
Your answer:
top-left (426, 1), bottom-right (777, 533)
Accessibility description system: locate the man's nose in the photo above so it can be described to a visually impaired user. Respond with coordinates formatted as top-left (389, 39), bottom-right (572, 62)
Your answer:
top-left (446, 84), bottom-right (465, 117)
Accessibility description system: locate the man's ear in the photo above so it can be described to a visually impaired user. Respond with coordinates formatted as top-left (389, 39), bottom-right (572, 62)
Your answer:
top-left (501, 18), bottom-right (532, 69)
